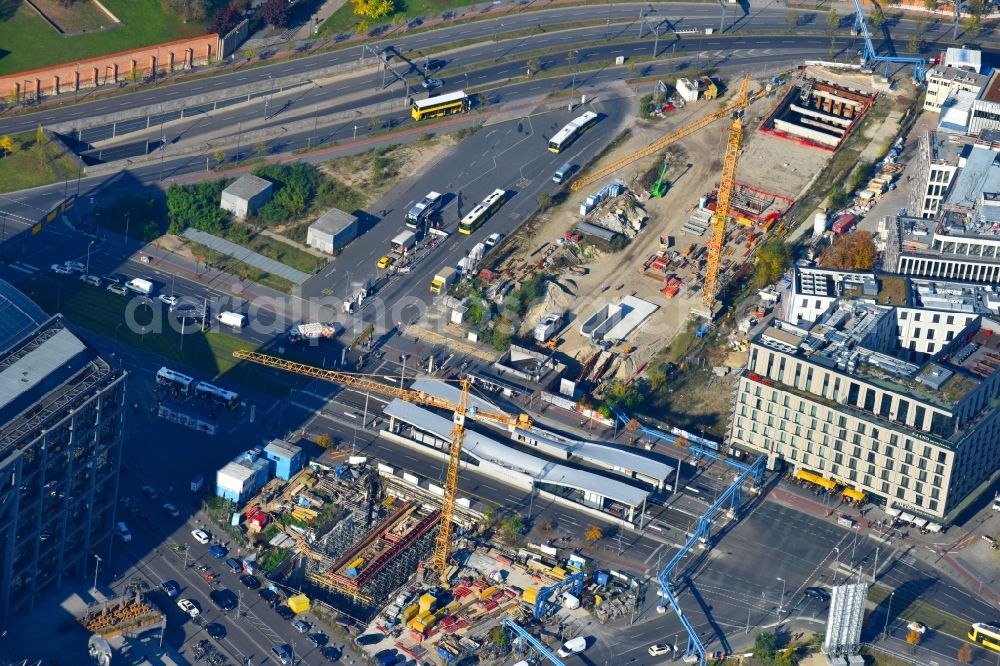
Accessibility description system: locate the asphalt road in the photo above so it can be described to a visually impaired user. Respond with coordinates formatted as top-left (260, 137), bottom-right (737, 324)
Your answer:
top-left (0, 1), bottom-right (892, 136)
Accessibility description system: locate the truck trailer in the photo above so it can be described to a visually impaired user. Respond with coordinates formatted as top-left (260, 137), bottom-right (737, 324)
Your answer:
top-left (391, 230), bottom-right (417, 256)
top-left (216, 311), bottom-right (247, 328)
top-left (289, 322), bottom-right (337, 343)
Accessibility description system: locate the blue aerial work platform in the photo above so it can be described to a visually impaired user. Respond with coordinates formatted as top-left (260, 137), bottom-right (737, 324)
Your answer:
top-left (533, 572), bottom-right (584, 619)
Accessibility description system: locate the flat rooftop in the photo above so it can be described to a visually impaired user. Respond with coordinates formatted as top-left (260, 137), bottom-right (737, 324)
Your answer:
top-left (384, 400), bottom-right (649, 507)
top-left (980, 70), bottom-right (1000, 103)
top-left (944, 146), bottom-right (1000, 210)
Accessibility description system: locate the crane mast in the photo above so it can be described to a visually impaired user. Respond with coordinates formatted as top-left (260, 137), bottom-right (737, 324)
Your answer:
top-left (232, 350), bottom-right (530, 581)
top-left (702, 74), bottom-right (750, 309)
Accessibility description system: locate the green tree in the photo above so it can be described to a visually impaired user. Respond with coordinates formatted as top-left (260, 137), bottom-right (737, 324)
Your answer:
top-left (254, 140), bottom-right (267, 156)
top-left (775, 650), bottom-right (800, 666)
top-left (141, 221), bottom-right (160, 242)
top-left (826, 8), bottom-right (840, 31)
top-left (35, 124), bottom-right (45, 146)
top-left (481, 506), bottom-right (499, 531)
top-left (786, 10), bottom-right (799, 27)
top-left (827, 183), bottom-right (849, 210)
top-left (213, 148), bottom-right (226, 166)
top-left (753, 632), bottom-right (778, 662)
top-left (923, 0), bottom-right (936, 9)
top-left (166, 181), bottom-right (230, 235)
top-left (964, 14), bottom-right (982, 38)
top-left (753, 238), bottom-right (793, 289)
top-left (906, 34), bottom-right (922, 54)
top-left (603, 379), bottom-right (641, 412)
top-left (869, 6), bottom-right (886, 29)
top-left (537, 192), bottom-right (553, 209)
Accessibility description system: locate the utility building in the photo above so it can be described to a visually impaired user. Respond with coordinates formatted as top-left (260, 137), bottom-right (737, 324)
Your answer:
top-left (264, 439), bottom-right (304, 481)
top-left (216, 449), bottom-right (271, 504)
top-left (220, 175), bottom-right (273, 219)
top-left (307, 207), bottom-right (359, 254)
top-left (0, 280), bottom-right (126, 630)
top-left (728, 285), bottom-right (1000, 524)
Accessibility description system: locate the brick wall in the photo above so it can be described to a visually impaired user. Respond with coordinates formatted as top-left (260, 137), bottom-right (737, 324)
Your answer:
top-left (0, 34), bottom-right (219, 101)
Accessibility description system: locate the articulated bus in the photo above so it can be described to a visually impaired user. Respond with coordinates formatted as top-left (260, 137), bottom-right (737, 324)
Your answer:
top-left (194, 381), bottom-right (240, 409)
top-left (969, 623), bottom-right (1000, 653)
top-left (548, 111), bottom-right (599, 153)
top-left (459, 189), bottom-right (506, 235)
top-left (411, 91), bottom-right (469, 121)
top-left (156, 367), bottom-right (194, 394)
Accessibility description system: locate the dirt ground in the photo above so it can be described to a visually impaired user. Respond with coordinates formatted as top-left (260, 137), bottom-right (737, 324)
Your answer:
top-left (320, 134), bottom-right (458, 207)
top-left (32, 0), bottom-right (111, 33)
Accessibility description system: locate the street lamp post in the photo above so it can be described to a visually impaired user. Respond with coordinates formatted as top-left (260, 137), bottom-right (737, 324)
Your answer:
top-left (124, 212), bottom-right (130, 244)
top-left (832, 546), bottom-right (841, 585)
top-left (399, 354), bottom-right (408, 389)
top-left (776, 577), bottom-right (786, 616)
top-left (85, 240), bottom-right (95, 275)
top-left (93, 553), bottom-right (102, 590)
top-left (883, 591), bottom-right (895, 639)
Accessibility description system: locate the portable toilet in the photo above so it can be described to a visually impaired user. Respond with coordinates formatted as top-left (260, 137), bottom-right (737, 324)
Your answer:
top-left (287, 594), bottom-right (311, 614)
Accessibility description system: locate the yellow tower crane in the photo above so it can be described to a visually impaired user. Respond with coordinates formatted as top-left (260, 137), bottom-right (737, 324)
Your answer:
top-left (702, 74), bottom-right (750, 310)
top-left (231, 350), bottom-right (532, 581)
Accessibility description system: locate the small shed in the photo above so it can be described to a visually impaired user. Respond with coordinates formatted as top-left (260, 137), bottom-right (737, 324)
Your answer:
top-left (264, 439), bottom-right (305, 481)
top-left (220, 175), bottom-right (273, 219)
top-left (307, 207), bottom-right (359, 254)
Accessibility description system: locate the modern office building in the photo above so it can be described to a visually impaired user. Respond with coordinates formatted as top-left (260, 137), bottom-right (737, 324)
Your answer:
top-left (728, 274), bottom-right (1000, 523)
top-left (0, 280), bottom-right (126, 629)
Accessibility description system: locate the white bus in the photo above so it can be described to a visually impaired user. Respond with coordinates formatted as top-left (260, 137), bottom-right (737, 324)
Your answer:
top-left (194, 381), bottom-right (240, 409)
top-left (156, 367), bottom-right (194, 394)
top-left (459, 189), bottom-right (506, 235)
top-left (548, 111), bottom-right (599, 153)
top-left (405, 191), bottom-right (443, 230)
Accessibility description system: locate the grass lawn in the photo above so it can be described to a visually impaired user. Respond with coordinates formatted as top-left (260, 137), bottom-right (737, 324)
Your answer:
top-left (0, 0), bottom-right (214, 76)
top-left (183, 239), bottom-right (297, 294)
top-left (867, 583), bottom-right (969, 641)
top-left (15, 273), bottom-right (310, 396)
top-left (0, 131), bottom-right (80, 194)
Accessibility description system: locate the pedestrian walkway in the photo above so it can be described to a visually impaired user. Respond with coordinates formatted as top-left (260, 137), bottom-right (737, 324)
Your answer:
top-left (182, 228), bottom-right (313, 284)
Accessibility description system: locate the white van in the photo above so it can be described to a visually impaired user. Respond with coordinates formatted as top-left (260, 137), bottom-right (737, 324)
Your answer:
top-left (216, 311), bottom-right (247, 329)
top-left (125, 278), bottom-right (153, 295)
top-left (557, 636), bottom-right (586, 657)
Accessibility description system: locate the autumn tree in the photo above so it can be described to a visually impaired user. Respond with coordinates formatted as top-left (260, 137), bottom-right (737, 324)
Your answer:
top-left (957, 643), bottom-right (973, 664)
top-left (351, 0), bottom-right (394, 21)
top-left (818, 230), bottom-right (877, 271)
top-left (906, 629), bottom-right (922, 645)
top-left (213, 148), bottom-right (226, 166)
top-left (255, 140), bottom-right (267, 156)
top-left (0, 135), bottom-right (13, 157)
top-left (315, 434), bottom-right (332, 448)
top-left (210, 2), bottom-right (244, 35)
top-left (584, 525), bottom-right (603, 543)
top-left (826, 8), bottom-right (840, 32)
top-left (261, 0), bottom-right (289, 28)
top-left (753, 238), bottom-right (793, 288)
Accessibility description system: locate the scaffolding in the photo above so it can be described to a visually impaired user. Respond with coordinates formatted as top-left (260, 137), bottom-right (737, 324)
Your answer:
top-left (78, 590), bottom-right (164, 639)
top-left (305, 504), bottom-right (442, 614)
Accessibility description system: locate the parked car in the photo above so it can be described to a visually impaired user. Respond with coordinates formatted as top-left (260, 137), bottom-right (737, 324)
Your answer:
top-left (177, 598), bottom-right (200, 618)
top-left (271, 644), bottom-right (293, 665)
top-left (422, 77), bottom-right (443, 90)
top-left (141, 485), bottom-right (158, 499)
top-left (79, 274), bottom-right (102, 286)
top-left (292, 619), bottom-right (311, 634)
top-left (191, 529), bottom-right (211, 544)
top-left (275, 605), bottom-right (295, 620)
top-left (240, 574), bottom-right (261, 590)
top-left (158, 294), bottom-right (178, 307)
top-left (162, 502), bottom-right (180, 518)
top-left (64, 261), bottom-right (85, 273)
top-left (377, 255), bottom-right (395, 269)
top-left (161, 580), bottom-right (181, 598)
top-left (225, 557), bottom-right (242, 573)
top-left (309, 633), bottom-right (328, 648)
top-left (648, 644), bottom-right (674, 656)
top-left (259, 588), bottom-right (278, 603)
top-left (210, 588), bottom-right (239, 612)
top-left (116, 521), bottom-right (132, 542)
top-left (209, 545), bottom-right (228, 559)
top-left (106, 284), bottom-right (128, 295)
top-left (50, 264), bottom-right (73, 275)
top-left (206, 623), bottom-right (226, 639)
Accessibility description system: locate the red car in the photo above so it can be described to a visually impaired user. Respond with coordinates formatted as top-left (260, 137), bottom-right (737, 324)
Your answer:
top-left (203, 573), bottom-right (219, 582)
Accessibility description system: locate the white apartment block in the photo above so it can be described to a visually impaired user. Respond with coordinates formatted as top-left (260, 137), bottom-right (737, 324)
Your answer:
top-left (924, 67), bottom-right (987, 113)
top-left (729, 284), bottom-right (1000, 523)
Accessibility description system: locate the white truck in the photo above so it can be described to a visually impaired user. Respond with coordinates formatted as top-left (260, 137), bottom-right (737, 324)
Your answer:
top-left (557, 636), bottom-right (586, 658)
top-left (216, 311), bottom-right (247, 328)
top-left (125, 278), bottom-right (153, 295)
top-left (430, 267), bottom-right (457, 294)
top-left (533, 312), bottom-right (563, 343)
top-left (289, 322), bottom-right (337, 343)
top-left (562, 592), bottom-right (580, 610)
top-left (391, 231), bottom-right (417, 256)
top-left (405, 191), bottom-right (443, 230)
